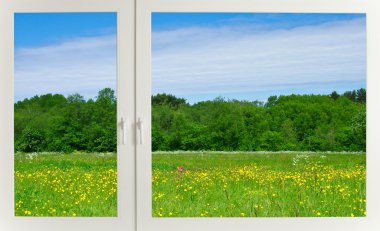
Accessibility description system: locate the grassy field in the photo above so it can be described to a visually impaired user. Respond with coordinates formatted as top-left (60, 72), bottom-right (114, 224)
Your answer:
top-left (14, 152), bottom-right (117, 217)
top-left (152, 152), bottom-right (366, 217)
top-left (14, 151), bottom-right (365, 217)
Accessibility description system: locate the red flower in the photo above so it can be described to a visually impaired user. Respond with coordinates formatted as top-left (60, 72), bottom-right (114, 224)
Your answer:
top-left (178, 166), bottom-right (186, 173)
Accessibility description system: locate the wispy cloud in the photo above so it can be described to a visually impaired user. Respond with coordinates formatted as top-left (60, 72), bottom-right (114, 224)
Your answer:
top-left (152, 17), bottom-right (366, 103)
top-left (15, 34), bottom-right (116, 102)
top-left (15, 16), bottom-right (365, 103)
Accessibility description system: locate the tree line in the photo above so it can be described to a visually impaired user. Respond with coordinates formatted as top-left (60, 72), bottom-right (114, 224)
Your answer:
top-left (152, 89), bottom-right (366, 152)
top-left (15, 88), bottom-right (116, 153)
top-left (15, 88), bottom-right (366, 153)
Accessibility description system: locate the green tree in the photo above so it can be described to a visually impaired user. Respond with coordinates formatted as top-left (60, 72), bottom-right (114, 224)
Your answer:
top-left (330, 91), bottom-right (340, 100)
top-left (16, 127), bottom-right (45, 152)
top-left (356, 88), bottom-right (366, 104)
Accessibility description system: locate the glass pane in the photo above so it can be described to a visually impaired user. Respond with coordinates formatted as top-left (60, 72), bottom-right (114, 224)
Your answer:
top-left (151, 13), bottom-right (366, 217)
top-left (14, 13), bottom-right (117, 217)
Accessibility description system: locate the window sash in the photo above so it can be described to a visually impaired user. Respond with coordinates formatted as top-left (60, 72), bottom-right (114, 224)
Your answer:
top-left (0, 1), bottom-right (135, 231)
top-left (136, 1), bottom-right (380, 231)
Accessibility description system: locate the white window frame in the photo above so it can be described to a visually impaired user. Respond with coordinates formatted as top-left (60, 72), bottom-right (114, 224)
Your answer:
top-left (0, 1), bottom-right (136, 231)
top-left (2, 0), bottom-right (380, 231)
top-left (136, 0), bottom-right (380, 231)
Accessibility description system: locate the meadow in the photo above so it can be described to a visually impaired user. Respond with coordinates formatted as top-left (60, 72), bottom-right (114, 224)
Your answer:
top-left (152, 152), bottom-right (366, 217)
top-left (14, 152), bottom-right (117, 217)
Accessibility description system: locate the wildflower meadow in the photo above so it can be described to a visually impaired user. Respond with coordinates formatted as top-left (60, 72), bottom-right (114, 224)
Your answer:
top-left (152, 152), bottom-right (366, 217)
top-left (14, 152), bottom-right (117, 217)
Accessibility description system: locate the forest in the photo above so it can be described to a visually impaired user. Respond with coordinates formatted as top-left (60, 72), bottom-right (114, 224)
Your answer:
top-left (14, 88), bottom-right (366, 153)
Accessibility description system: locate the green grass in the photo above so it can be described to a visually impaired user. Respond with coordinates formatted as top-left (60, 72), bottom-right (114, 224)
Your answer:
top-left (14, 152), bottom-right (117, 217)
top-left (14, 151), bottom-right (366, 217)
top-left (152, 152), bottom-right (366, 217)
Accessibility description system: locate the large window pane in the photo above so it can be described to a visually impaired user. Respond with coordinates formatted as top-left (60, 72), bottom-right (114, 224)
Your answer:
top-left (151, 13), bottom-right (366, 217)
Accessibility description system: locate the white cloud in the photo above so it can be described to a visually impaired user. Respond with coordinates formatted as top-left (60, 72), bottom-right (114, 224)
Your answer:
top-left (15, 18), bottom-right (366, 103)
top-left (152, 18), bottom-right (366, 102)
top-left (15, 34), bottom-right (116, 101)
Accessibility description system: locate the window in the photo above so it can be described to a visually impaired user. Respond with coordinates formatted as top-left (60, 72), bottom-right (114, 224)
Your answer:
top-left (1, 0), bottom-right (380, 231)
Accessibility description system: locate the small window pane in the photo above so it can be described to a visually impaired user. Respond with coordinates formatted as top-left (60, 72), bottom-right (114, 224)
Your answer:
top-left (14, 12), bottom-right (118, 217)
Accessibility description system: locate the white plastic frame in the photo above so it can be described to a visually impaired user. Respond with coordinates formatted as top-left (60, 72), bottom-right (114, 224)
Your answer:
top-left (136, 0), bottom-right (380, 231)
top-left (0, 1), bottom-right (135, 231)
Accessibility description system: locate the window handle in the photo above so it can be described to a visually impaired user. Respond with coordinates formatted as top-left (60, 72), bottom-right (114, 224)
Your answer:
top-left (120, 117), bottom-right (127, 145)
top-left (137, 118), bottom-right (144, 145)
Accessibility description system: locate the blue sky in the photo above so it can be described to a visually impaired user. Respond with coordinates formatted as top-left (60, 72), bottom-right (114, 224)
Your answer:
top-left (15, 13), bottom-right (366, 103)
top-left (15, 13), bottom-right (116, 47)
top-left (152, 13), bottom-right (364, 32)
top-left (14, 13), bottom-right (117, 102)
top-left (152, 13), bottom-right (366, 103)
